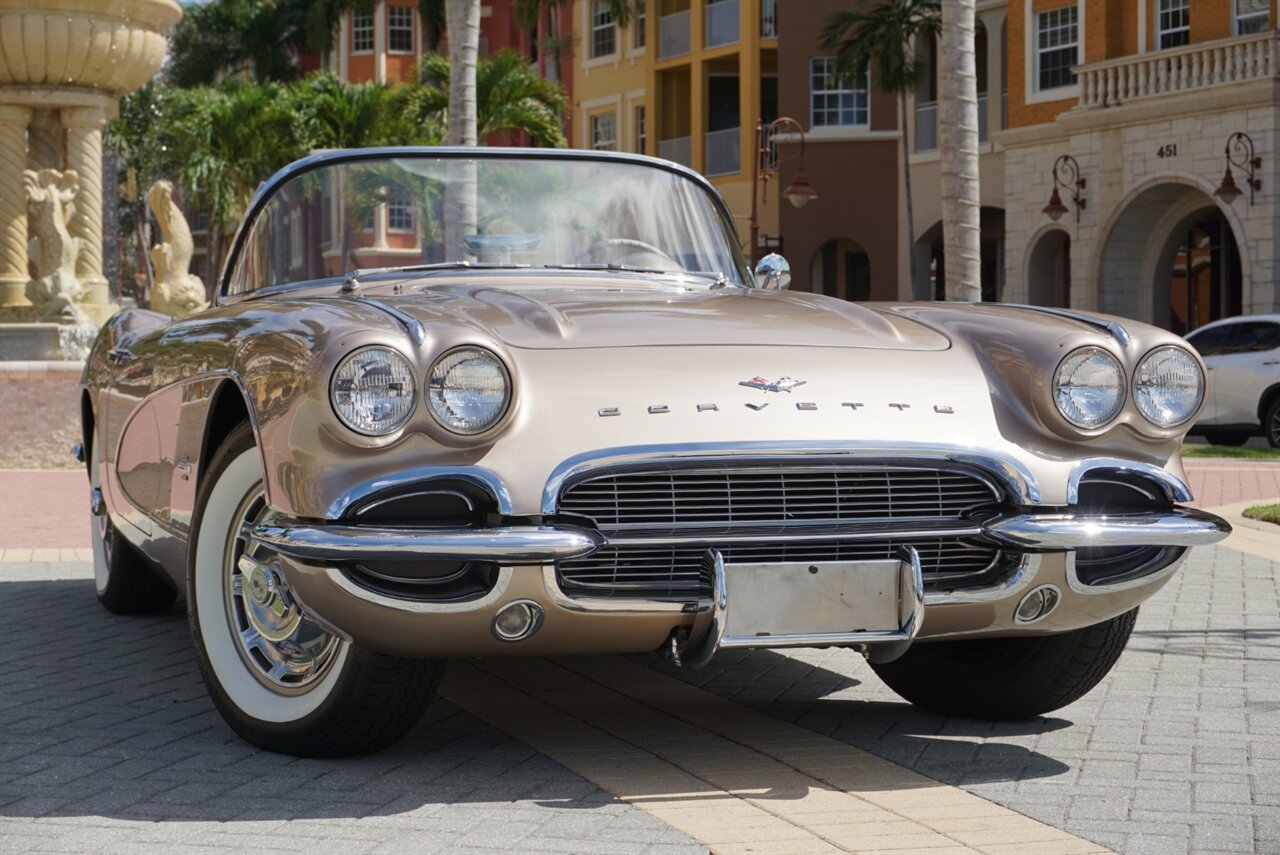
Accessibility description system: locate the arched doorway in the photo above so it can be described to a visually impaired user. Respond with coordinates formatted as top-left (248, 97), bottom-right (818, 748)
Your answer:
top-left (915, 209), bottom-right (1005, 301)
top-left (1098, 181), bottom-right (1245, 333)
top-left (1026, 228), bottom-right (1071, 307)
top-left (811, 238), bottom-right (871, 302)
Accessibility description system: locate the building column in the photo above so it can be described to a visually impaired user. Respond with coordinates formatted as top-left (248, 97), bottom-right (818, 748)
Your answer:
top-left (62, 104), bottom-right (113, 312)
top-left (374, 1), bottom-right (387, 83)
top-left (0, 103), bottom-right (31, 308)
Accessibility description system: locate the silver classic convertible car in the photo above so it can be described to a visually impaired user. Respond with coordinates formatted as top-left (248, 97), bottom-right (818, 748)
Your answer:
top-left (81, 148), bottom-right (1230, 756)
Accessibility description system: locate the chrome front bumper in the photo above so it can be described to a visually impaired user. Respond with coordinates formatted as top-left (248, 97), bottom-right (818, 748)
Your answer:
top-left (256, 507), bottom-right (1230, 564)
top-left (265, 506), bottom-right (1230, 660)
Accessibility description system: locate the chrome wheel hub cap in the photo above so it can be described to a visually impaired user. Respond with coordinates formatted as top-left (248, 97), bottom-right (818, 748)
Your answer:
top-left (225, 490), bottom-right (341, 694)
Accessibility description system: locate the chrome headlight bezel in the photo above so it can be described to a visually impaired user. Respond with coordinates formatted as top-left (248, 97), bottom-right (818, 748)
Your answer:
top-left (1132, 345), bottom-right (1205, 429)
top-left (1052, 345), bottom-right (1127, 430)
top-left (426, 346), bottom-right (513, 436)
top-left (329, 345), bottom-right (418, 436)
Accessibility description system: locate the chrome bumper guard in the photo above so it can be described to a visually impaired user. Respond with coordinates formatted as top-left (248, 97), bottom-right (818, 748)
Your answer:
top-left (255, 507), bottom-right (1228, 566)
top-left (682, 545), bottom-right (926, 668)
top-left (984, 507), bottom-right (1230, 549)
top-left (253, 523), bottom-right (601, 563)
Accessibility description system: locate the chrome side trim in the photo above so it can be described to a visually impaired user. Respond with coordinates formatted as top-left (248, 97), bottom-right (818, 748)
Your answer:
top-left (983, 508), bottom-right (1230, 549)
top-left (541, 442), bottom-right (1042, 513)
top-left (1067, 459), bottom-right (1193, 504)
top-left (254, 522), bottom-right (601, 563)
top-left (1001, 304), bottom-right (1132, 348)
top-left (324, 466), bottom-right (514, 518)
top-left (540, 565), bottom-right (701, 614)
top-left (923, 553), bottom-right (1042, 606)
top-left (322, 565), bottom-right (515, 614)
top-left (1065, 548), bottom-right (1190, 595)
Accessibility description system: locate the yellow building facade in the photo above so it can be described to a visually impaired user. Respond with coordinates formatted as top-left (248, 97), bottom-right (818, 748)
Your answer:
top-left (571, 0), bottom-right (780, 255)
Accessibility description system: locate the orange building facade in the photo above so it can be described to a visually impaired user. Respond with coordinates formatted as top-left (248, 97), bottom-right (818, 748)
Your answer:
top-left (992, 0), bottom-right (1279, 331)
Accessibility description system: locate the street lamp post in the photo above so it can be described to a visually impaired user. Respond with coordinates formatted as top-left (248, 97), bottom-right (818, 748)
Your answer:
top-left (749, 117), bottom-right (818, 265)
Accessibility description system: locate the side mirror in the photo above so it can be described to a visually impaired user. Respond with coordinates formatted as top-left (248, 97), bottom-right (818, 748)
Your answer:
top-left (754, 253), bottom-right (791, 290)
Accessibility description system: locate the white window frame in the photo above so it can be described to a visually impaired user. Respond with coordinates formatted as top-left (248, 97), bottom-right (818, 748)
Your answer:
top-left (634, 105), bottom-right (647, 154)
top-left (1157, 0), bottom-right (1190, 49)
top-left (1234, 0), bottom-right (1269, 35)
top-left (1033, 5), bottom-right (1079, 93)
top-left (591, 112), bottom-right (617, 150)
top-left (387, 5), bottom-right (415, 54)
top-left (633, 0), bottom-right (646, 49)
top-left (809, 57), bottom-right (869, 129)
top-left (387, 197), bottom-right (414, 233)
top-left (352, 10), bottom-right (374, 54)
top-left (590, 1), bottom-right (617, 59)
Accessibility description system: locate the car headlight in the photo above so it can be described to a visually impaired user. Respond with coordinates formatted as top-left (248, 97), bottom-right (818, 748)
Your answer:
top-left (427, 347), bottom-right (511, 435)
top-left (1133, 346), bottom-right (1204, 428)
top-left (1053, 346), bottom-right (1125, 429)
top-left (331, 347), bottom-right (417, 435)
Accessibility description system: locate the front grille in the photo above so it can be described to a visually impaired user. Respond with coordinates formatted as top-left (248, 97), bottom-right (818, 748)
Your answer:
top-left (558, 539), bottom-right (1005, 600)
top-left (558, 467), bottom-right (999, 528)
top-left (555, 463), bottom-right (1009, 599)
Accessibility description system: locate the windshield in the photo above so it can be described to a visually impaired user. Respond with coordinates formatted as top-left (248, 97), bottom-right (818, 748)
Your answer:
top-left (226, 152), bottom-right (749, 294)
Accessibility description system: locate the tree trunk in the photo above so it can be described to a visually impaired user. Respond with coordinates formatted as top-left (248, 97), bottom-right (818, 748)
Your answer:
top-left (899, 88), bottom-right (919, 299)
top-left (938, 0), bottom-right (981, 301)
top-left (444, 0), bottom-right (480, 261)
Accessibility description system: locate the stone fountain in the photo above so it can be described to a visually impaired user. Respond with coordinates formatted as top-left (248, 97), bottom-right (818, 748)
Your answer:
top-left (0, 0), bottom-right (181, 360)
top-left (0, 0), bottom-right (180, 469)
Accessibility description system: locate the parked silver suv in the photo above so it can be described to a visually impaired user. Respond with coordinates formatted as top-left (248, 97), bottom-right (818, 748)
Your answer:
top-left (1186, 314), bottom-right (1280, 447)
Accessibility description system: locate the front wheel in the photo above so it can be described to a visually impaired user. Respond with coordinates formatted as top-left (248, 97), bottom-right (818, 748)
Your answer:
top-left (869, 609), bottom-right (1138, 720)
top-left (188, 424), bottom-right (443, 757)
top-left (1265, 398), bottom-right (1280, 448)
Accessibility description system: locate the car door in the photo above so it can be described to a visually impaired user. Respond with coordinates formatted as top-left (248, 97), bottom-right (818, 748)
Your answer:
top-left (1211, 321), bottom-right (1280, 428)
top-left (1185, 323), bottom-right (1240, 425)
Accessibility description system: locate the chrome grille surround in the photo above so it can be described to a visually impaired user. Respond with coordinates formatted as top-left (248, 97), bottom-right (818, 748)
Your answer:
top-left (553, 460), bottom-right (1011, 600)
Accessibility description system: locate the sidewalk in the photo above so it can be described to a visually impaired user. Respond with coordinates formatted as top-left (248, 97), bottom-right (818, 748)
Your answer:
top-left (3, 459), bottom-right (1276, 551)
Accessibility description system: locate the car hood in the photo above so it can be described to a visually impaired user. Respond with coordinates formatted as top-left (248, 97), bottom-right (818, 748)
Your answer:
top-left (369, 278), bottom-right (950, 351)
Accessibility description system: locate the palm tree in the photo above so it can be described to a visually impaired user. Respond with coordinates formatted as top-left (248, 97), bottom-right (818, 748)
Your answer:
top-left (820, 1), bottom-right (939, 298)
top-left (159, 82), bottom-right (305, 280)
top-left (168, 0), bottom-right (312, 86)
top-left (417, 52), bottom-right (567, 147)
top-left (938, 0), bottom-right (981, 301)
top-left (511, 0), bottom-right (635, 84)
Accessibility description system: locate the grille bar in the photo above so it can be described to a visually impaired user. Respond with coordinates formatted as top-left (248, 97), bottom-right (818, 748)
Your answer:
top-left (555, 463), bottom-right (1007, 600)
top-left (558, 466), bottom-right (1000, 529)
top-left (558, 539), bottom-right (1004, 600)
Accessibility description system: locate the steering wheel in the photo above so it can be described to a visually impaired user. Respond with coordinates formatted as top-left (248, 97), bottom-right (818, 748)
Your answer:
top-left (573, 237), bottom-right (681, 269)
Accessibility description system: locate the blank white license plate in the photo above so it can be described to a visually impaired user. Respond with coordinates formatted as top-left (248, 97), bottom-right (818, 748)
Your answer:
top-left (722, 559), bottom-right (905, 639)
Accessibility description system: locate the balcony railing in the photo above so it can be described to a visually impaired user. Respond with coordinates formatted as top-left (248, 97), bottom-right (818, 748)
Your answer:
top-left (705, 127), bottom-right (740, 176)
top-left (705, 0), bottom-right (739, 49)
top-left (658, 10), bottom-right (690, 60)
top-left (1076, 30), bottom-right (1277, 108)
top-left (658, 136), bottom-right (692, 167)
top-left (761, 0), bottom-right (777, 38)
top-left (914, 95), bottom-right (989, 152)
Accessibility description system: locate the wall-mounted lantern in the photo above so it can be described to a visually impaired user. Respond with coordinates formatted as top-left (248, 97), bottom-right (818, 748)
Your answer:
top-left (1042, 155), bottom-right (1086, 223)
top-left (1214, 132), bottom-right (1261, 206)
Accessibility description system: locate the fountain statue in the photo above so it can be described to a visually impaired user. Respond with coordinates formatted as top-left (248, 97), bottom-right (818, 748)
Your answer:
top-left (147, 180), bottom-right (209, 317)
top-left (0, 0), bottom-right (182, 335)
top-left (23, 168), bottom-right (85, 324)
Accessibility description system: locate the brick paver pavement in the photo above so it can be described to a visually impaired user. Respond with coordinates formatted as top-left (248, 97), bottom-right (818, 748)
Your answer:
top-left (0, 562), bottom-right (707, 855)
top-left (1183, 459), bottom-right (1280, 509)
top-left (645, 544), bottom-right (1280, 855)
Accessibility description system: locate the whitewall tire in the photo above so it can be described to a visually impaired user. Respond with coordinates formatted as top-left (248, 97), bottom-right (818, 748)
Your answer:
top-left (187, 423), bottom-right (443, 756)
